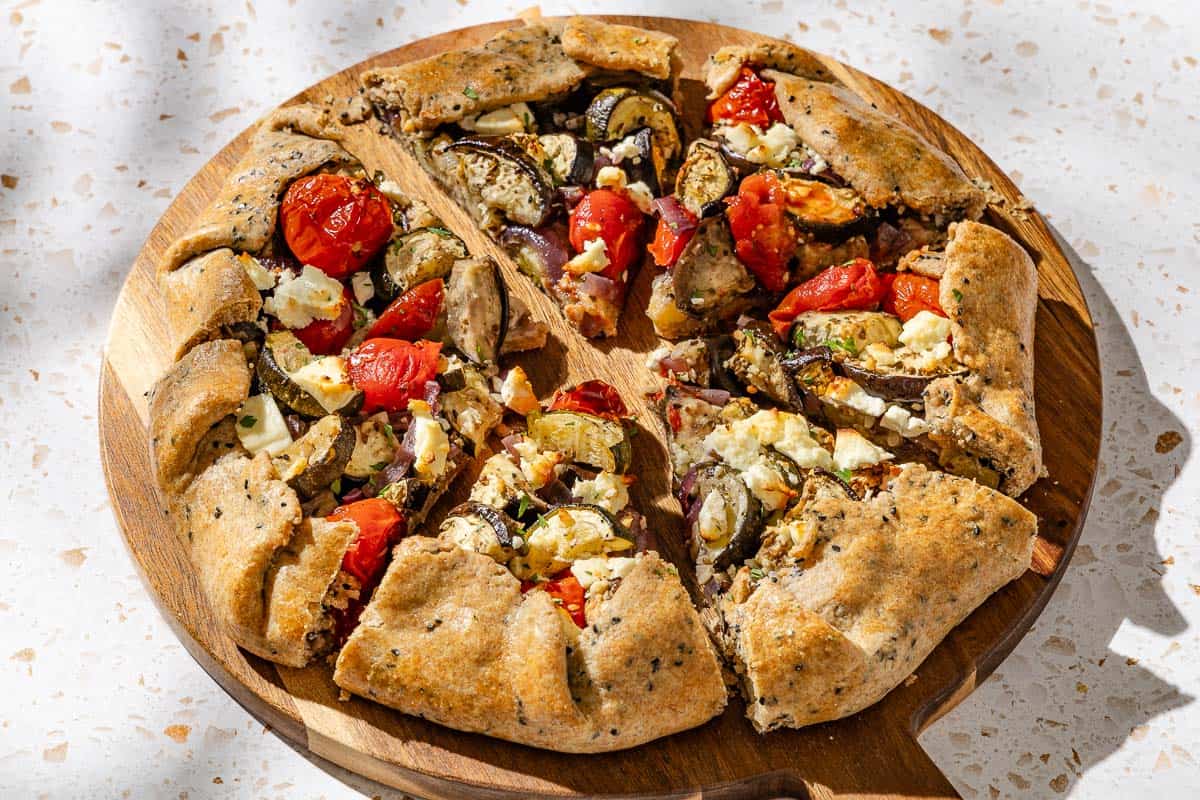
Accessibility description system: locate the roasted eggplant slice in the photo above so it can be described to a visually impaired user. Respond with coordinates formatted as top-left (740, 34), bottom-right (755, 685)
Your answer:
top-left (256, 331), bottom-right (328, 418)
top-left (538, 132), bottom-right (596, 186)
top-left (839, 362), bottom-right (939, 403)
top-left (526, 411), bottom-right (632, 474)
top-left (675, 140), bottom-right (737, 218)
top-left (616, 127), bottom-right (665, 196)
top-left (378, 448), bottom-right (467, 527)
top-left (510, 503), bottom-right (635, 580)
top-left (445, 258), bottom-right (508, 364)
top-left (671, 219), bottom-right (756, 318)
top-left (684, 462), bottom-right (764, 573)
top-left (344, 414), bottom-right (398, 480)
top-left (445, 136), bottom-right (556, 228)
top-left (585, 87), bottom-right (682, 164)
top-left (656, 384), bottom-right (727, 479)
top-left (271, 414), bottom-right (355, 498)
top-left (726, 322), bottom-right (803, 409)
top-left (777, 174), bottom-right (872, 236)
top-left (787, 310), bottom-right (902, 354)
top-left (439, 501), bottom-right (522, 561)
top-left (439, 358), bottom-right (504, 453)
top-left (374, 227), bottom-right (468, 304)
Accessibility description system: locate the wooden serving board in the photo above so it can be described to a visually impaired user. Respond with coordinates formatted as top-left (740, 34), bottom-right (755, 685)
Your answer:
top-left (98, 16), bottom-right (1101, 800)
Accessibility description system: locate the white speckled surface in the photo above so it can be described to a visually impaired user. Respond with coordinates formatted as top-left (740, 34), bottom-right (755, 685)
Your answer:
top-left (1, 1), bottom-right (1196, 797)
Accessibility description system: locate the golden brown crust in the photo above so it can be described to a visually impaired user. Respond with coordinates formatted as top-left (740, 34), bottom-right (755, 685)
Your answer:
top-left (766, 70), bottom-right (986, 220)
top-left (704, 42), bottom-right (839, 97)
top-left (334, 539), bottom-right (726, 752)
top-left (924, 221), bottom-right (1043, 495)
top-left (725, 464), bottom-right (1036, 731)
top-left (160, 104), bottom-right (354, 273)
top-left (362, 24), bottom-right (587, 133)
top-left (171, 452), bottom-right (355, 667)
top-left (148, 339), bottom-right (251, 495)
top-left (161, 249), bottom-right (262, 360)
top-left (561, 17), bottom-right (678, 80)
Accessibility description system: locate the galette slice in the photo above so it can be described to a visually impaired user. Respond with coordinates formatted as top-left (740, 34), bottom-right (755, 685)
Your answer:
top-left (362, 17), bottom-right (683, 337)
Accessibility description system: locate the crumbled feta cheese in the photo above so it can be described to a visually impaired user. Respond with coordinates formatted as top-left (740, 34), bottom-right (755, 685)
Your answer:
top-left (408, 399), bottom-right (450, 482)
top-left (570, 556), bottom-right (638, 593)
top-left (697, 491), bottom-right (731, 543)
top-left (864, 342), bottom-right (898, 368)
top-left (573, 472), bottom-right (630, 515)
top-left (703, 420), bottom-right (763, 472)
top-left (825, 377), bottom-right (887, 418)
top-left (623, 181), bottom-right (656, 215)
top-left (706, 409), bottom-right (833, 471)
top-left (564, 237), bottom-right (610, 275)
top-left (234, 394), bottom-right (292, 456)
top-left (513, 507), bottom-right (633, 579)
top-left (608, 135), bottom-right (643, 165)
top-left (239, 254), bottom-right (277, 291)
top-left (459, 102), bottom-right (532, 135)
top-left (898, 310), bottom-right (952, 352)
top-left (263, 265), bottom-right (344, 329)
top-left (288, 356), bottom-right (357, 413)
top-left (469, 453), bottom-right (526, 508)
top-left (880, 405), bottom-right (930, 438)
top-left (350, 272), bottom-right (374, 305)
top-left (832, 429), bottom-right (893, 472)
top-left (499, 366), bottom-right (539, 416)
top-left (742, 459), bottom-right (793, 511)
top-left (719, 122), bottom-right (799, 168)
top-left (594, 166), bottom-right (655, 214)
top-left (510, 438), bottom-right (562, 489)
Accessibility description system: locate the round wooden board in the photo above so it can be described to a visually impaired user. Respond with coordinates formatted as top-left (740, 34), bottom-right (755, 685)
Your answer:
top-left (99, 16), bottom-right (1101, 800)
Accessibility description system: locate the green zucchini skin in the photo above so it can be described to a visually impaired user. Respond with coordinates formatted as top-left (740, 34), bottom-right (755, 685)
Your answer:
top-left (526, 411), bottom-right (632, 474)
top-left (256, 331), bottom-right (327, 418)
top-left (585, 87), bottom-right (682, 171)
top-left (675, 140), bottom-right (736, 218)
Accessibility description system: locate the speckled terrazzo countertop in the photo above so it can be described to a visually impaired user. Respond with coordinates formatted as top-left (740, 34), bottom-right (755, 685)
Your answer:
top-left (1, 1), bottom-right (1197, 797)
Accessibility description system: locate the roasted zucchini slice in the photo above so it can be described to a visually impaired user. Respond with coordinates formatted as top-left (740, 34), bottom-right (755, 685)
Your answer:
top-left (445, 257), bottom-right (508, 364)
top-left (271, 414), bottom-right (355, 498)
top-left (439, 501), bottom-right (522, 561)
top-left (373, 227), bottom-right (468, 304)
top-left (445, 136), bottom-right (557, 228)
top-left (343, 413), bottom-right (397, 479)
top-left (256, 331), bottom-right (326, 418)
top-left (526, 411), bottom-right (632, 474)
top-left (585, 87), bottom-right (681, 164)
top-left (685, 462), bottom-right (764, 572)
top-left (778, 174), bottom-right (872, 236)
top-left (675, 140), bottom-right (737, 218)
top-left (509, 503), bottom-right (635, 580)
top-left (538, 132), bottom-right (596, 186)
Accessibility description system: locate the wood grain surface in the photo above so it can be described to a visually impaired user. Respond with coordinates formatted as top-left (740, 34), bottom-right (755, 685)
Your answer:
top-left (98, 16), bottom-right (1102, 800)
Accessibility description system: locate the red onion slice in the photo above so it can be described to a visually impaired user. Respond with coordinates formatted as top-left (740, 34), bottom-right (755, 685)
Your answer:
top-left (500, 225), bottom-right (569, 286)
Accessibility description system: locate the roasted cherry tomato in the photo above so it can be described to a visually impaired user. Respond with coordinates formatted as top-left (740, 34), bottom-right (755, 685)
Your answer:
top-left (768, 258), bottom-right (887, 338)
top-left (882, 273), bottom-right (945, 323)
top-left (547, 379), bottom-right (629, 421)
top-left (647, 207), bottom-right (699, 268)
top-left (367, 279), bottom-right (444, 341)
top-left (329, 497), bottom-right (406, 586)
top-left (346, 338), bottom-right (441, 414)
top-left (568, 189), bottom-right (645, 282)
top-left (521, 569), bottom-right (587, 628)
top-left (707, 66), bottom-right (784, 127)
top-left (725, 172), bottom-right (796, 293)
top-left (280, 173), bottom-right (394, 279)
top-left (292, 286), bottom-right (355, 355)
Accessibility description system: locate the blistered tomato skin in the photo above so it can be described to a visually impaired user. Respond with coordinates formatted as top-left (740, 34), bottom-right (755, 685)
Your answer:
top-left (707, 67), bottom-right (784, 127)
top-left (768, 258), bottom-right (888, 338)
top-left (883, 273), bottom-right (945, 322)
top-left (329, 497), bottom-right (406, 586)
top-left (292, 286), bottom-right (355, 355)
top-left (521, 569), bottom-right (587, 628)
top-left (547, 379), bottom-right (629, 420)
top-left (346, 338), bottom-right (441, 414)
top-left (568, 189), bottom-right (645, 282)
top-left (367, 279), bottom-right (445, 341)
top-left (281, 174), bottom-right (394, 279)
top-left (725, 172), bottom-right (796, 293)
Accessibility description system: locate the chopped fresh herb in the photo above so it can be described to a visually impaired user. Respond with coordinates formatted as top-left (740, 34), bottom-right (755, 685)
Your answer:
top-left (691, 289), bottom-right (704, 300)
top-left (352, 302), bottom-right (370, 329)
top-left (542, 157), bottom-right (556, 174)
top-left (523, 111), bottom-right (533, 130)
top-left (632, 36), bottom-right (645, 44)
top-left (835, 468), bottom-right (853, 482)
top-left (517, 493), bottom-right (531, 518)
top-left (462, 86), bottom-right (479, 100)
top-left (370, 461), bottom-right (390, 471)
top-left (749, 567), bottom-right (765, 580)
top-left (426, 226), bottom-right (454, 237)
top-left (824, 336), bottom-right (858, 355)
top-left (330, 477), bottom-right (342, 495)
top-left (239, 415), bottom-right (258, 428)
top-left (791, 327), bottom-right (808, 348)
top-left (383, 422), bottom-right (396, 442)
top-left (705, 244), bottom-right (719, 256)
top-left (952, 288), bottom-right (964, 302)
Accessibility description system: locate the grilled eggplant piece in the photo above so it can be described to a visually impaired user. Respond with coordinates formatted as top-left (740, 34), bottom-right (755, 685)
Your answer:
top-left (527, 411), bottom-right (632, 474)
top-left (616, 127), bottom-right (666, 196)
top-left (445, 258), bottom-right (508, 364)
top-left (726, 322), bottom-right (802, 409)
top-left (706, 334), bottom-right (742, 396)
top-left (685, 462), bottom-right (764, 573)
top-left (671, 219), bottom-right (756, 318)
top-left (271, 414), bottom-right (355, 498)
top-left (378, 448), bottom-right (467, 527)
top-left (778, 174), bottom-right (872, 236)
top-left (585, 87), bottom-right (682, 165)
top-left (657, 384), bottom-right (727, 479)
top-left (439, 501), bottom-right (522, 560)
top-left (787, 310), bottom-right (902, 354)
top-left (510, 503), bottom-right (635, 580)
top-left (344, 414), bottom-right (398, 480)
top-left (840, 362), bottom-right (939, 403)
top-left (470, 452), bottom-right (549, 520)
top-left (257, 331), bottom-right (357, 418)
top-left (439, 358), bottom-right (504, 453)
top-left (675, 140), bottom-right (737, 218)
top-left (374, 227), bottom-right (468, 304)
top-left (539, 133), bottom-right (596, 186)
top-left (445, 136), bottom-right (556, 227)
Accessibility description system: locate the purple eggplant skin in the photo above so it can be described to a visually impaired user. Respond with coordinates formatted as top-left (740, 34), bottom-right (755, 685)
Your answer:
top-left (675, 139), bottom-right (738, 218)
top-left (808, 467), bottom-right (860, 501)
top-left (839, 362), bottom-right (938, 403)
top-left (684, 461), bottom-right (764, 572)
top-left (445, 258), bottom-right (508, 364)
top-left (725, 320), bottom-right (804, 410)
top-left (444, 136), bottom-right (557, 227)
top-left (445, 501), bottom-right (522, 549)
top-left (538, 132), bottom-right (596, 186)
